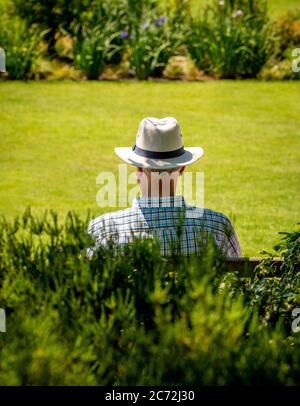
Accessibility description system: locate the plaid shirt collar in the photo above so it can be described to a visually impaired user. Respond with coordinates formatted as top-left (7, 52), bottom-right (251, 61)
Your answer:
top-left (132, 195), bottom-right (186, 209)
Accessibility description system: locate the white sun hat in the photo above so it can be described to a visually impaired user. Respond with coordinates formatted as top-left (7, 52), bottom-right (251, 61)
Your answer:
top-left (115, 117), bottom-right (204, 169)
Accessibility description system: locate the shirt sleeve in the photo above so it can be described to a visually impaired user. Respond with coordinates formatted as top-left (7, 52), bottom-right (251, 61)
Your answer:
top-left (86, 217), bottom-right (107, 257)
top-left (86, 215), bottom-right (119, 257)
top-left (222, 218), bottom-right (242, 258)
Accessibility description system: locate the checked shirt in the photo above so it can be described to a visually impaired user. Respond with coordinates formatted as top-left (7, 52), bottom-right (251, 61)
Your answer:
top-left (87, 196), bottom-right (242, 258)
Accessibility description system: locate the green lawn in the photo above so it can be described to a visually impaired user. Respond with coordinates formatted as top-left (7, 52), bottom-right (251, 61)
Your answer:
top-left (189, 0), bottom-right (300, 16)
top-left (0, 81), bottom-right (299, 256)
top-left (268, 0), bottom-right (300, 15)
top-left (0, 0), bottom-right (299, 16)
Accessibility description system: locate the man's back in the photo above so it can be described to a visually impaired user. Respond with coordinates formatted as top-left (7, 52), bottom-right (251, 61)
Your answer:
top-left (88, 196), bottom-right (242, 257)
top-left (88, 117), bottom-right (242, 258)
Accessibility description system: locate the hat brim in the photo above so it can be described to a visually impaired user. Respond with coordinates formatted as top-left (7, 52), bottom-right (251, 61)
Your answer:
top-left (115, 147), bottom-right (204, 169)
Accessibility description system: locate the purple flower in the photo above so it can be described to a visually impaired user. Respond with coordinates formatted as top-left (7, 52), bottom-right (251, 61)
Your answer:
top-left (232, 9), bottom-right (244, 18)
top-left (120, 31), bottom-right (129, 39)
top-left (155, 16), bottom-right (167, 27)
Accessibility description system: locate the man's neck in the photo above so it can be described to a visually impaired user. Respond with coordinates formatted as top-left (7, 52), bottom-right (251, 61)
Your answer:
top-left (141, 188), bottom-right (176, 198)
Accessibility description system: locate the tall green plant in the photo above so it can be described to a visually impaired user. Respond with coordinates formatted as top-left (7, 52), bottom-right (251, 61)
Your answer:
top-left (187, 0), bottom-right (273, 78)
top-left (0, 14), bottom-right (43, 80)
top-left (73, 22), bottom-right (121, 79)
top-left (12, 0), bottom-right (95, 54)
top-left (124, 0), bottom-right (187, 79)
top-left (76, 0), bottom-right (129, 65)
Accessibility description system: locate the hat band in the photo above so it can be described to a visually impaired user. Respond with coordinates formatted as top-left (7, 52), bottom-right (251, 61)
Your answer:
top-left (132, 145), bottom-right (185, 159)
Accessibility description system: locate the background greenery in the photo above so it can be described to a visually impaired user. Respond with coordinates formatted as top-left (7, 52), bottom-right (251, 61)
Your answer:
top-left (1, 0), bottom-right (300, 80)
top-left (0, 81), bottom-right (299, 256)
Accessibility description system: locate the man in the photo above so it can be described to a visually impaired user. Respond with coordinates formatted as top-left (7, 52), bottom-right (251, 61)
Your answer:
top-left (88, 117), bottom-right (242, 257)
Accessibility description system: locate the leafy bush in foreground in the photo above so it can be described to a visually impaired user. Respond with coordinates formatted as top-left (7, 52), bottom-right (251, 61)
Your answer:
top-left (0, 210), bottom-right (299, 385)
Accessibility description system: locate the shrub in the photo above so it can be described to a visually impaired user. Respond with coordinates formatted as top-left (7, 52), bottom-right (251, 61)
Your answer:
top-left (0, 13), bottom-right (44, 80)
top-left (163, 56), bottom-right (200, 80)
top-left (232, 226), bottom-right (300, 331)
top-left (259, 58), bottom-right (300, 80)
top-left (0, 210), bottom-right (300, 384)
top-left (76, 0), bottom-right (130, 66)
top-left (73, 22), bottom-right (121, 80)
top-left (124, 0), bottom-right (187, 79)
top-left (187, 0), bottom-right (273, 78)
top-left (274, 8), bottom-right (300, 57)
top-left (260, 8), bottom-right (300, 80)
top-left (11, 0), bottom-right (95, 54)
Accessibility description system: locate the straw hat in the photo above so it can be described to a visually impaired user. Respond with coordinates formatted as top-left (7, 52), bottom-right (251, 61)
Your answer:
top-left (115, 117), bottom-right (204, 169)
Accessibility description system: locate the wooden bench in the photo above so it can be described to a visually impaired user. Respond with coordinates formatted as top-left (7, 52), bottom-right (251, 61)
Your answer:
top-left (224, 257), bottom-right (299, 278)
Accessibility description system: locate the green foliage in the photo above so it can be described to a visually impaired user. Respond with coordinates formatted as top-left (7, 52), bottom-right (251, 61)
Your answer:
top-left (233, 226), bottom-right (300, 330)
top-left (75, 0), bottom-right (129, 65)
top-left (274, 8), bottom-right (300, 56)
top-left (73, 23), bottom-right (121, 79)
top-left (5, 0), bottom-right (300, 80)
top-left (260, 8), bottom-right (300, 80)
top-left (71, 0), bottom-right (135, 78)
top-left (11, 0), bottom-right (188, 79)
top-left (125, 0), bottom-right (187, 79)
top-left (0, 12), bottom-right (44, 80)
top-left (0, 210), bottom-right (300, 384)
top-left (259, 58), bottom-right (300, 80)
top-left (11, 0), bottom-right (95, 54)
top-left (187, 0), bottom-right (274, 78)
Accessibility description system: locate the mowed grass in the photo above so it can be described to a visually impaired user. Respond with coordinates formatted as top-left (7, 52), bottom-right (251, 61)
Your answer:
top-left (188, 0), bottom-right (300, 16)
top-left (0, 0), bottom-right (299, 16)
top-left (0, 81), bottom-right (299, 256)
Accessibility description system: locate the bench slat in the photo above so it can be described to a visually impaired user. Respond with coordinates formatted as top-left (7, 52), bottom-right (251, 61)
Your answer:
top-left (223, 257), bottom-right (299, 277)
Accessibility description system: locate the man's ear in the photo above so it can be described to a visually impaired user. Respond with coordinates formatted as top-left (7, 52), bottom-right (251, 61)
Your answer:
top-left (179, 166), bottom-right (186, 176)
top-left (137, 166), bottom-right (143, 173)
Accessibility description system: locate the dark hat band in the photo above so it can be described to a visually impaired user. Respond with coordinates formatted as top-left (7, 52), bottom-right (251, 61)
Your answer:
top-left (132, 145), bottom-right (185, 159)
